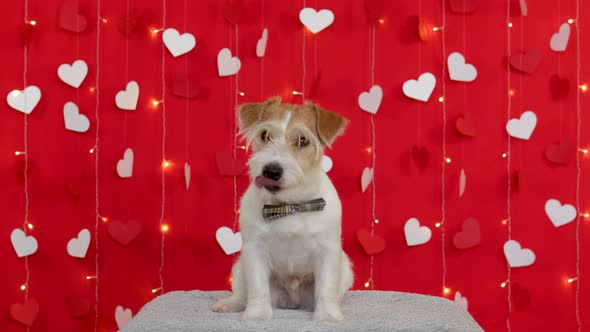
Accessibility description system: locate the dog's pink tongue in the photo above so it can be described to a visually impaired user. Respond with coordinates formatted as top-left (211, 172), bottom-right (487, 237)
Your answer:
top-left (255, 176), bottom-right (281, 189)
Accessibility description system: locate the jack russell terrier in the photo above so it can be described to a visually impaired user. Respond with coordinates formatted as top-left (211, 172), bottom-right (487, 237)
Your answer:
top-left (211, 97), bottom-right (354, 322)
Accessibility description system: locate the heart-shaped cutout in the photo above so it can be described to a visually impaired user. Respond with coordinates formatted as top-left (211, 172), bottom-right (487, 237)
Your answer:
top-left (545, 139), bottom-right (575, 165)
top-left (65, 294), bottom-right (91, 318)
top-left (448, 0), bottom-right (477, 13)
top-left (216, 150), bottom-right (245, 176)
top-left (222, 0), bottom-right (244, 25)
top-left (170, 72), bottom-right (200, 99)
top-left (108, 220), bottom-right (142, 246)
top-left (549, 74), bottom-right (570, 100)
top-left (162, 28), bottom-right (196, 57)
top-left (299, 8), bottom-right (335, 34)
top-left (321, 155), bottom-right (333, 173)
top-left (447, 52), bottom-right (477, 82)
top-left (455, 115), bottom-right (476, 137)
top-left (115, 305), bottom-right (133, 329)
top-left (11, 229), bottom-right (38, 258)
top-left (10, 298), bottom-right (39, 326)
top-left (184, 162), bottom-right (191, 190)
top-left (404, 218), bottom-right (432, 246)
top-left (117, 148), bottom-right (134, 178)
top-left (7, 86), bottom-right (41, 114)
top-left (402, 72), bottom-right (436, 102)
top-left (58, 60), bottom-right (88, 88)
top-left (59, 0), bottom-right (87, 33)
top-left (356, 229), bottom-right (385, 255)
top-left (452, 218), bottom-right (480, 250)
top-left (216, 226), bottom-right (242, 255)
top-left (115, 81), bottom-right (140, 111)
top-left (509, 49), bottom-right (542, 74)
top-left (545, 198), bottom-right (577, 227)
top-left (512, 282), bottom-right (532, 311)
top-left (67, 228), bottom-right (91, 258)
top-left (66, 174), bottom-right (84, 199)
top-left (256, 28), bottom-right (268, 57)
top-left (217, 48), bottom-right (241, 77)
top-left (550, 23), bottom-right (570, 52)
top-left (64, 102), bottom-right (90, 133)
top-left (503, 240), bottom-right (535, 268)
top-left (358, 85), bottom-right (383, 114)
top-left (412, 146), bottom-right (430, 171)
top-left (361, 167), bottom-right (374, 192)
top-left (506, 111), bottom-right (537, 140)
top-left (454, 291), bottom-right (468, 310)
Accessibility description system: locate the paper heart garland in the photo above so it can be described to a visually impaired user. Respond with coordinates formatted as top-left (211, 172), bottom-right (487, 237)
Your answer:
top-left (11, 229), bottom-right (38, 258)
top-left (217, 48), bottom-right (241, 77)
top-left (256, 28), bottom-right (268, 57)
top-left (299, 8), bottom-right (335, 34)
top-left (66, 295), bottom-right (91, 318)
top-left (162, 28), bottom-right (196, 57)
top-left (216, 226), bottom-right (242, 255)
top-left (452, 218), bottom-right (480, 250)
top-left (7, 86), bottom-right (41, 114)
top-left (545, 140), bottom-right (575, 165)
top-left (404, 218), bottom-right (432, 246)
top-left (67, 228), bottom-right (91, 258)
top-left (356, 229), bottom-right (385, 255)
top-left (550, 23), bottom-right (570, 52)
top-left (361, 167), bottom-right (374, 192)
top-left (358, 85), bottom-right (383, 114)
top-left (117, 148), bottom-right (134, 178)
top-left (364, 0), bottom-right (384, 24)
top-left (455, 116), bottom-right (476, 137)
top-left (454, 292), bottom-right (468, 310)
top-left (503, 240), bottom-right (535, 268)
top-left (108, 220), bottom-right (142, 246)
top-left (222, 0), bottom-right (244, 25)
top-left (506, 111), bottom-right (537, 140)
top-left (10, 298), bottom-right (39, 326)
top-left (58, 60), bottom-right (88, 88)
top-left (184, 162), bottom-right (191, 190)
top-left (115, 306), bottom-right (133, 329)
top-left (448, 0), bottom-right (477, 14)
top-left (459, 169), bottom-right (466, 197)
top-left (216, 150), bottom-right (245, 176)
top-left (447, 52), bottom-right (477, 82)
top-left (545, 199), bottom-right (577, 227)
top-left (509, 49), bottom-right (542, 74)
top-left (321, 155), bottom-right (333, 173)
top-left (412, 146), bottom-right (430, 171)
top-left (403, 72), bottom-right (436, 102)
top-left (59, 0), bottom-right (87, 33)
top-left (63, 102), bottom-right (90, 133)
top-left (115, 81), bottom-right (140, 110)
top-left (549, 74), bottom-right (570, 100)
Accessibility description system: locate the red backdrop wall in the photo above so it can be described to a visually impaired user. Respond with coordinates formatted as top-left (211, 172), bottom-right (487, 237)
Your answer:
top-left (1, 0), bottom-right (589, 331)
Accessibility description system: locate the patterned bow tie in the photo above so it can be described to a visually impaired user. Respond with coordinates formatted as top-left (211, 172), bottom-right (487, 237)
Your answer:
top-left (262, 198), bottom-right (326, 222)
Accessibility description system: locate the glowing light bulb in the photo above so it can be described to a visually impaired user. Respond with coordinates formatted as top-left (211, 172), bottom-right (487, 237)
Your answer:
top-left (15, 151), bottom-right (25, 156)
top-left (20, 284), bottom-right (27, 291)
top-left (161, 224), bottom-right (170, 233)
top-left (89, 87), bottom-right (96, 93)
top-left (568, 277), bottom-right (578, 283)
top-left (445, 157), bottom-right (452, 163)
top-left (26, 223), bottom-right (33, 230)
top-left (366, 147), bottom-right (373, 153)
top-left (582, 213), bottom-right (590, 218)
top-left (86, 275), bottom-right (97, 280)
top-left (438, 96), bottom-right (444, 103)
top-left (579, 148), bottom-right (588, 154)
top-left (502, 152), bottom-right (507, 158)
top-left (580, 84), bottom-right (588, 92)
top-left (238, 146), bottom-right (247, 150)
top-left (501, 219), bottom-right (508, 225)
top-left (374, 219), bottom-right (379, 224)
top-left (443, 287), bottom-right (451, 295)
top-left (509, 89), bottom-right (515, 96)
top-left (228, 277), bottom-right (233, 284)
top-left (508, 22), bottom-right (513, 28)
top-left (151, 99), bottom-right (162, 108)
top-left (435, 222), bottom-right (441, 228)
top-left (364, 282), bottom-right (370, 288)
top-left (432, 27), bottom-right (439, 32)
top-left (501, 281), bottom-right (507, 288)
top-left (292, 91), bottom-right (303, 96)
top-left (568, 18), bottom-right (575, 24)
top-left (101, 216), bottom-right (108, 222)
top-left (27, 20), bottom-right (37, 26)
top-left (151, 288), bottom-right (161, 294)
top-left (378, 18), bottom-right (384, 24)
top-left (89, 147), bottom-right (95, 154)
top-left (238, 92), bottom-right (245, 96)
top-left (162, 160), bottom-right (170, 168)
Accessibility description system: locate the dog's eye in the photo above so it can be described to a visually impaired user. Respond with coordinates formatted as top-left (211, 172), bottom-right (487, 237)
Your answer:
top-left (260, 130), bottom-right (271, 142)
top-left (298, 136), bottom-right (309, 148)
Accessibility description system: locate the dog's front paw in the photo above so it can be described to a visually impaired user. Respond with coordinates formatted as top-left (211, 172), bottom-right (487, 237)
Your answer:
top-left (313, 303), bottom-right (343, 322)
top-left (242, 304), bottom-right (272, 321)
top-left (211, 297), bottom-right (246, 313)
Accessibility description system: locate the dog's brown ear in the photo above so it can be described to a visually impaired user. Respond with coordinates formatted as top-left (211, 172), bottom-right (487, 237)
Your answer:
top-left (307, 102), bottom-right (348, 147)
top-left (237, 97), bottom-right (280, 133)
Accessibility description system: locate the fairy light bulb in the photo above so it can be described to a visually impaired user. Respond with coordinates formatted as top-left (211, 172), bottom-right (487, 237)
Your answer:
top-left (443, 287), bottom-right (451, 295)
top-left (100, 18), bottom-right (108, 23)
top-left (445, 157), bottom-right (452, 163)
top-left (438, 96), bottom-right (444, 102)
top-left (20, 284), bottom-right (27, 291)
top-left (26, 222), bottom-right (33, 230)
top-left (508, 22), bottom-right (513, 28)
top-left (366, 147), bottom-right (373, 153)
top-left (161, 224), bottom-right (170, 233)
top-left (292, 91), bottom-right (303, 96)
top-left (374, 219), bottom-right (379, 224)
top-left (101, 216), bottom-right (108, 222)
top-left (509, 89), bottom-right (515, 96)
top-left (435, 222), bottom-right (441, 228)
top-left (501, 281), bottom-right (508, 288)
top-left (364, 281), bottom-right (370, 288)
top-left (162, 160), bottom-right (170, 168)
top-left (238, 92), bottom-right (245, 96)
top-left (378, 18), bottom-right (384, 25)
top-left (89, 147), bottom-right (95, 154)
top-left (15, 151), bottom-right (25, 156)
top-left (568, 18), bottom-right (575, 24)
top-left (579, 148), bottom-right (588, 154)
top-left (151, 288), bottom-right (161, 294)
top-left (568, 277), bottom-right (578, 283)
top-left (582, 212), bottom-right (590, 219)
top-left (228, 277), bottom-right (233, 284)
top-left (580, 84), bottom-right (588, 92)
top-left (501, 219), bottom-right (508, 225)
top-left (89, 87), bottom-right (96, 93)
top-left (86, 275), bottom-right (97, 280)
top-left (151, 99), bottom-right (163, 108)
top-left (27, 20), bottom-right (36, 26)
top-left (502, 152), bottom-right (507, 158)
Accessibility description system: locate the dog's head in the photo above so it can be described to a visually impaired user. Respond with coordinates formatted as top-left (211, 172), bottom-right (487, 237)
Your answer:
top-left (238, 97), bottom-right (347, 195)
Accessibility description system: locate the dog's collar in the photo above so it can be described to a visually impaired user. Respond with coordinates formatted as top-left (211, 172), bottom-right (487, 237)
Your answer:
top-left (262, 198), bottom-right (326, 222)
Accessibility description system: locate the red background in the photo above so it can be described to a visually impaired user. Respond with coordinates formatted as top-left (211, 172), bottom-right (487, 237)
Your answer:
top-left (1, 0), bottom-right (589, 331)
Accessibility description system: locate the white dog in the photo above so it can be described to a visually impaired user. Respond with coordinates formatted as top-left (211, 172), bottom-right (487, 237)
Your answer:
top-left (211, 97), bottom-right (354, 322)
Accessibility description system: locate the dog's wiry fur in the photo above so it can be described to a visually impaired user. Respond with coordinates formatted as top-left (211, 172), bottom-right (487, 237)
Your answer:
top-left (211, 98), bottom-right (354, 322)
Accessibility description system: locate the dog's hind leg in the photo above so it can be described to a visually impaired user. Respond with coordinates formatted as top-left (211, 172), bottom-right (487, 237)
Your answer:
top-left (211, 257), bottom-right (247, 313)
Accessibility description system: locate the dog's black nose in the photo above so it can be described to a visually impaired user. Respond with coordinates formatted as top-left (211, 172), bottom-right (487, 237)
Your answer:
top-left (262, 163), bottom-right (283, 181)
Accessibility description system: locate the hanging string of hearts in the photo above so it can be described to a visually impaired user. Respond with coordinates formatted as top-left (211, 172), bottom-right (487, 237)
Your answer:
top-left (93, 0), bottom-right (102, 330)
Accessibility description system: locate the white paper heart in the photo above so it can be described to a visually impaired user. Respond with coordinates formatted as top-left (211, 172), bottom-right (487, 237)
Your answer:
top-left (67, 228), bottom-right (90, 258)
top-left (506, 111), bottom-right (537, 140)
top-left (63, 102), bottom-right (90, 133)
top-left (454, 292), bottom-right (468, 310)
top-left (117, 148), bottom-right (134, 178)
top-left (519, 0), bottom-right (528, 16)
top-left (545, 199), bottom-right (577, 227)
top-left (361, 167), bottom-right (374, 192)
top-left (184, 162), bottom-right (191, 191)
top-left (550, 23), bottom-right (570, 52)
top-left (115, 81), bottom-right (140, 111)
top-left (402, 73), bottom-right (436, 102)
top-left (216, 227), bottom-right (242, 255)
top-left (217, 48), bottom-right (241, 77)
top-left (448, 52), bottom-right (477, 82)
top-left (299, 8), bottom-right (334, 34)
top-left (256, 28), bottom-right (268, 58)
top-left (7, 86), bottom-right (41, 114)
top-left (115, 306), bottom-right (133, 329)
top-left (11, 229), bottom-right (38, 258)
top-left (58, 60), bottom-right (88, 88)
top-left (321, 155), bottom-right (333, 172)
top-left (503, 240), bottom-right (535, 268)
top-left (162, 28), bottom-right (196, 57)
top-left (358, 85), bottom-right (383, 114)
top-left (459, 169), bottom-right (466, 197)
top-left (404, 218), bottom-right (432, 246)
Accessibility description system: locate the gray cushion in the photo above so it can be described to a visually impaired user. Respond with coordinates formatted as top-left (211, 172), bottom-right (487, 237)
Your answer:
top-left (122, 290), bottom-right (483, 332)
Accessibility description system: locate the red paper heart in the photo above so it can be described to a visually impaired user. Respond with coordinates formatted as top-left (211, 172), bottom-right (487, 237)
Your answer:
top-left (455, 116), bottom-right (476, 137)
top-left (66, 175), bottom-right (83, 199)
top-left (59, 0), bottom-right (88, 33)
top-left (223, 0), bottom-right (244, 25)
top-left (452, 218), bottom-right (480, 250)
top-left (216, 150), bottom-right (245, 176)
top-left (545, 140), bottom-right (575, 165)
top-left (417, 18), bottom-right (433, 42)
top-left (509, 49), bottom-right (542, 74)
top-left (10, 299), bottom-right (39, 326)
top-left (549, 74), bottom-right (570, 100)
top-left (412, 146), bottom-right (430, 171)
top-left (364, 0), bottom-right (384, 24)
top-left (512, 282), bottom-right (532, 311)
top-left (108, 220), bottom-right (142, 246)
top-left (448, 0), bottom-right (477, 14)
top-left (65, 295), bottom-right (91, 318)
top-left (356, 229), bottom-right (386, 255)
top-left (170, 72), bottom-right (200, 99)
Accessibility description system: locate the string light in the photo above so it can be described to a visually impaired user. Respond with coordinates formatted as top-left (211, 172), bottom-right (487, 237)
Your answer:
top-left (509, 89), bottom-right (515, 96)
top-left (568, 18), bottom-right (575, 24)
top-left (89, 86), bottom-right (96, 93)
top-left (89, 147), bottom-right (96, 154)
top-left (151, 99), bottom-right (163, 108)
top-left (15, 151), bottom-right (26, 156)
top-left (26, 20), bottom-right (36, 26)
top-left (500, 280), bottom-right (509, 288)
top-left (445, 157), bottom-right (452, 163)
top-left (161, 224), bottom-right (170, 233)
top-left (502, 152), bottom-right (507, 158)
top-left (374, 219), bottom-right (379, 224)
top-left (581, 212), bottom-right (590, 218)
top-left (501, 219), bottom-right (508, 225)
top-left (378, 18), bottom-right (384, 25)
top-left (152, 28), bottom-right (164, 34)
top-left (86, 275), bottom-right (97, 280)
top-left (151, 288), bottom-right (162, 294)
top-left (579, 148), bottom-right (588, 154)
top-left (100, 18), bottom-right (108, 24)
top-left (568, 277), bottom-right (578, 283)
top-left (238, 92), bottom-right (245, 96)
top-left (366, 147), bottom-right (373, 153)
top-left (228, 277), bottom-right (233, 284)
top-left (438, 96), bottom-right (444, 102)
top-left (432, 26), bottom-right (443, 32)
top-left (292, 90), bottom-right (303, 95)
top-left (443, 287), bottom-right (451, 295)
top-left (364, 281), bottom-right (370, 288)
top-left (162, 160), bottom-right (171, 168)
top-left (20, 284), bottom-right (27, 291)
top-left (26, 222), bottom-right (33, 230)
top-left (579, 84), bottom-right (588, 92)
top-left (100, 216), bottom-right (108, 222)
top-left (435, 222), bottom-right (441, 228)
top-left (237, 145), bottom-right (247, 150)
top-left (508, 22), bottom-right (513, 28)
